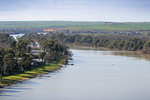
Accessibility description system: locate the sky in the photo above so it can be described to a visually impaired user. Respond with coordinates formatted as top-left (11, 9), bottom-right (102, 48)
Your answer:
top-left (0, 0), bottom-right (150, 22)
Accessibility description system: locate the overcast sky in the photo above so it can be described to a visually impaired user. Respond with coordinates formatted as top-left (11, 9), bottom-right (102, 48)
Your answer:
top-left (0, 0), bottom-right (150, 22)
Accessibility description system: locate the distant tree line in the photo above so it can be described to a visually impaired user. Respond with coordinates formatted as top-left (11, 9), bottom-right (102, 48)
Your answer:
top-left (21, 33), bottom-right (150, 54)
top-left (0, 28), bottom-right (43, 34)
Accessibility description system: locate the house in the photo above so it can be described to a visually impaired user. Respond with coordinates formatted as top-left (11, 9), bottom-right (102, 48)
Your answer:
top-left (31, 59), bottom-right (45, 66)
top-left (43, 29), bottom-right (55, 32)
top-left (31, 50), bottom-right (44, 55)
top-left (105, 22), bottom-right (113, 25)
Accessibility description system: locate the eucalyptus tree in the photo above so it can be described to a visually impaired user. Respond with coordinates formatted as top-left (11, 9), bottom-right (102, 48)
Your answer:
top-left (16, 39), bottom-right (28, 52)
top-left (10, 41), bottom-right (17, 50)
top-left (143, 40), bottom-right (150, 54)
top-left (39, 52), bottom-right (46, 61)
top-left (0, 47), bottom-right (5, 83)
top-left (3, 53), bottom-right (17, 75)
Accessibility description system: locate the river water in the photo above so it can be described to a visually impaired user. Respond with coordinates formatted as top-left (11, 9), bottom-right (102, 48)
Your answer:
top-left (0, 49), bottom-right (150, 100)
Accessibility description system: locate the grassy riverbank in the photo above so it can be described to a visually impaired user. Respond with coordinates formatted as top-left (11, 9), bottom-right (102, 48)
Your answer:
top-left (0, 63), bottom-right (63, 88)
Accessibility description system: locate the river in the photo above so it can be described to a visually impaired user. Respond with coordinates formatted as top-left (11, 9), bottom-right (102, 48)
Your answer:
top-left (0, 49), bottom-right (150, 100)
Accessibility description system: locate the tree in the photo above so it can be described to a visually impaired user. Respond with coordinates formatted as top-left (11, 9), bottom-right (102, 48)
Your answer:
top-left (10, 41), bottom-right (16, 50)
top-left (6, 50), bottom-right (15, 57)
top-left (143, 40), bottom-right (150, 54)
top-left (16, 52), bottom-right (31, 71)
top-left (16, 39), bottom-right (28, 52)
top-left (22, 59), bottom-right (31, 70)
top-left (123, 41), bottom-right (130, 50)
top-left (44, 54), bottom-right (57, 64)
top-left (27, 46), bottom-right (31, 53)
top-left (0, 47), bottom-right (5, 83)
top-left (3, 53), bottom-right (17, 75)
top-left (144, 40), bottom-right (150, 47)
top-left (39, 52), bottom-right (46, 61)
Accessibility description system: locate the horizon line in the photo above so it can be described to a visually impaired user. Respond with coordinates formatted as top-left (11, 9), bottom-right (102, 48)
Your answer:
top-left (0, 20), bottom-right (150, 23)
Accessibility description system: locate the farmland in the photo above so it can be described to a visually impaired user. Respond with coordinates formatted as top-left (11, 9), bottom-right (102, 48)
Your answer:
top-left (0, 21), bottom-right (150, 36)
top-left (0, 21), bottom-right (150, 30)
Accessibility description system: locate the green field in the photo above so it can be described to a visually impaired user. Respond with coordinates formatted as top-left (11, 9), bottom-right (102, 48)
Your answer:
top-left (0, 21), bottom-right (105, 28)
top-left (68, 23), bottom-right (150, 30)
top-left (0, 21), bottom-right (150, 31)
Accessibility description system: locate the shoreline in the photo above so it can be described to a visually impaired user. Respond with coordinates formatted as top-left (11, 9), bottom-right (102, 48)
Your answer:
top-left (0, 63), bottom-right (65, 88)
top-left (70, 45), bottom-right (150, 61)
top-left (69, 44), bottom-right (144, 54)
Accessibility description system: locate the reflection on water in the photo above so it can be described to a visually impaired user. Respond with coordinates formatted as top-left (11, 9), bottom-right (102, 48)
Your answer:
top-left (1, 48), bottom-right (150, 100)
top-left (71, 46), bottom-right (150, 61)
top-left (111, 51), bottom-right (150, 61)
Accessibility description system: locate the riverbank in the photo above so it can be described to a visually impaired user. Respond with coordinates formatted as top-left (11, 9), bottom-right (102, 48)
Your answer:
top-left (70, 44), bottom-right (144, 54)
top-left (70, 45), bottom-right (150, 61)
top-left (0, 63), bottom-right (64, 88)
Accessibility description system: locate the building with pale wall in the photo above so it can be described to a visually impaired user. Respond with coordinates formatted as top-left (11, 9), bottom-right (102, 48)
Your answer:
top-left (43, 29), bottom-right (54, 32)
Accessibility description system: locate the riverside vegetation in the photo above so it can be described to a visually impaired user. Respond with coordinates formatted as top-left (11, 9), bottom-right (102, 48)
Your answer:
top-left (0, 34), bottom-right (71, 87)
top-left (21, 33), bottom-right (150, 54)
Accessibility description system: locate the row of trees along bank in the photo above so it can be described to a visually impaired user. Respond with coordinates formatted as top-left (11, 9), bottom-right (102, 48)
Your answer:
top-left (21, 33), bottom-right (150, 54)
